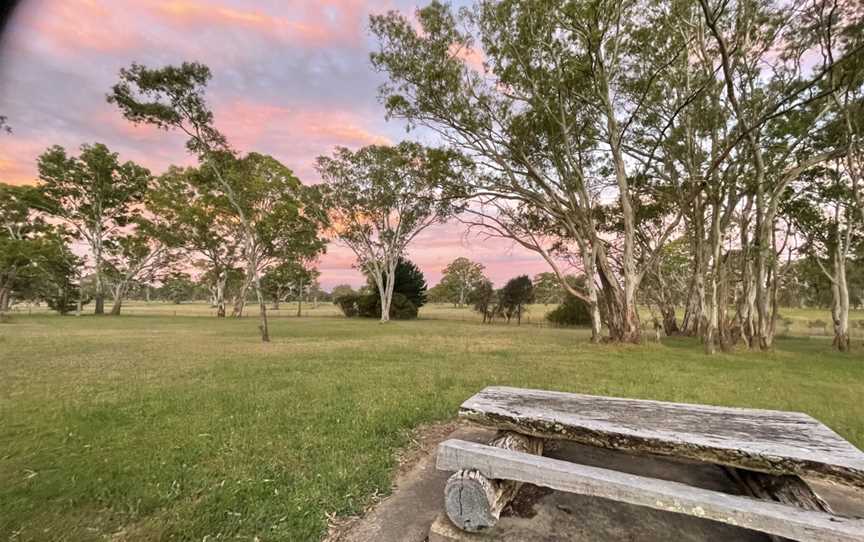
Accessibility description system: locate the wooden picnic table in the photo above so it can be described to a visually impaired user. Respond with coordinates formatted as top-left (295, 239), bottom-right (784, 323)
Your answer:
top-left (436, 386), bottom-right (864, 541)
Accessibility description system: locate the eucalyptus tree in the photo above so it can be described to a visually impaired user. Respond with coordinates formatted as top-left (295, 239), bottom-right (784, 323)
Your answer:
top-left (36, 143), bottom-right (150, 314)
top-left (316, 142), bottom-right (464, 322)
top-left (262, 260), bottom-right (319, 315)
top-left (24, 239), bottom-right (84, 315)
top-left (439, 257), bottom-right (486, 307)
top-left (150, 165), bottom-right (242, 317)
top-left (0, 183), bottom-right (50, 311)
top-left (104, 215), bottom-right (180, 315)
top-left (109, 62), bottom-right (327, 341)
top-left (468, 279), bottom-right (496, 323)
top-left (694, 0), bottom-right (864, 350)
top-left (785, 165), bottom-right (861, 350)
top-left (370, 0), bottom-right (700, 342)
top-left (0, 183), bottom-right (83, 314)
top-left (220, 153), bottom-right (327, 319)
top-left (498, 275), bottom-right (535, 325)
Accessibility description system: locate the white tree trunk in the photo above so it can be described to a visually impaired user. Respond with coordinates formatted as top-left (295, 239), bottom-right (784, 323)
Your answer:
top-left (94, 232), bottom-right (104, 315)
top-left (584, 247), bottom-right (602, 343)
top-left (832, 245), bottom-right (850, 352)
top-left (110, 282), bottom-right (127, 316)
top-left (377, 260), bottom-right (398, 323)
top-left (215, 274), bottom-right (227, 318)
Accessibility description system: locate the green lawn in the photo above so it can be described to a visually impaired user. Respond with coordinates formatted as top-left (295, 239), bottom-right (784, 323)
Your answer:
top-left (1, 305), bottom-right (863, 541)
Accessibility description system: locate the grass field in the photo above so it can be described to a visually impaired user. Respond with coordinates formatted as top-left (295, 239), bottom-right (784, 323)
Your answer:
top-left (1, 303), bottom-right (863, 541)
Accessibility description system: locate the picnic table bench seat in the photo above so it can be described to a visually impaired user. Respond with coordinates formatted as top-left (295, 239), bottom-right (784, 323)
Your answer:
top-left (436, 386), bottom-right (864, 542)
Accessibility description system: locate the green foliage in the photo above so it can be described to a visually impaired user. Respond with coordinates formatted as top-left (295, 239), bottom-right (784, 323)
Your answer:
top-left (532, 272), bottom-right (562, 305)
top-left (159, 273), bottom-right (196, 304)
top-left (109, 62), bottom-right (228, 156)
top-left (498, 275), bottom-right (535, 324)
top-left (437, 257), bottom-right (486, 306)
top-left (334, 293), bottom-right (360, 317)
top-left (317, 143), bottom-right (466, 303)
top-left (37, 143), bottom-right (151, 232)
top-left (468, 279), bottom-right (496, 322)
top-left (364, 258), bottom-right (428, 309)
top-left (546, 296), bottom-right (592, 327)
top-left (24, 240), bottom-right (86, 315)
top-left (317, 142), bottom-right (465, 247)
top-left (335, 290), bottom-right (418, 321)
top-left (388, 258), bottom-right (427, 309)
top-left (35, 143), bottom-right (151, 313)
top-left (150, 165), bottom-right (243, 281)
top-left (261, 261), bottom-right (318, 304)
top-left (356, 294), bottom-right (379, 318)
top-left (389, 292), bottom-right (419, 320)
top-left (0, 183), bottom-right (86, 314)
top-left (330, 284), bottom-right (356, 301)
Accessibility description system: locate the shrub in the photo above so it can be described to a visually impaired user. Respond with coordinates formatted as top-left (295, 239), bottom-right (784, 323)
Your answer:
top-left (546, 295), bottom-right (591, 327)
top-left (334, 294), bottom-right (359, 318)
top-left (356, 294), bottom-right (379, 318)
top-left (358, 293), bottom-right (418, 320)
top-left (389, 293), bottom-right (418, 320)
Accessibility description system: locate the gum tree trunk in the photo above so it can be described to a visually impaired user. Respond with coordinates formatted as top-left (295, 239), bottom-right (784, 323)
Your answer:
top-left (704, 201), bottom-right (723, 355)
top-left (215, 275), bottom-right (227, 318)
top-left (738, 199), bottom-right (757, 349)
top-left (831, 244), bottom-right (850, 352)
top-left (296, 277), bottom-right (303, 317)
top-left (94, 233), bottom-right (104, 315)
top-left (0, 287), bottom-right (10, 313)
top-left (587, 254), bottom-right (602, 343)
top-left (379, 260), bottom-right (398, 323)
top-left (231, 275), bottom-right (251, 318)
top-left (245, 249), bottom-right (269, 342)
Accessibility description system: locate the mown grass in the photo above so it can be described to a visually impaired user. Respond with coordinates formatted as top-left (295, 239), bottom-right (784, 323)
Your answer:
top-left (1, 306), bottom-right (863, 541)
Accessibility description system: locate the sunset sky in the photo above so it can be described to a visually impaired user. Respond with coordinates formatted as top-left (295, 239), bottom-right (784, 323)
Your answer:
top-left (0, 0), bottom-right (553, 289)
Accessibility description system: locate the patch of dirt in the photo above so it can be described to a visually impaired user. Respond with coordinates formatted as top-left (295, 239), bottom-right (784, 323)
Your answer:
top-left (504, 483), bottom-right (553, 519)
top-left (322, 420), bottom-right (460, 542)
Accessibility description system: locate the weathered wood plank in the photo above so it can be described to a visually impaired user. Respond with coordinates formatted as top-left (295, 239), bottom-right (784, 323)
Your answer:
top-left (459, 386), bottom-right (864, 488)
top-left (437, 439), bottom-right (864, 542)
top-left (444, 432), bottom-right (542, 531)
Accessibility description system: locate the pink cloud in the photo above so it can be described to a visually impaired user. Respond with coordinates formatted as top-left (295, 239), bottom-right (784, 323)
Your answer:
top-left (0, 137), bottom-right (46, 185)
top-left (146, 0), bottom-right (367, 48)
top-left (212, 100), bottom-right (392, 183)
top-left (10, 0), bottom-right (145, 56)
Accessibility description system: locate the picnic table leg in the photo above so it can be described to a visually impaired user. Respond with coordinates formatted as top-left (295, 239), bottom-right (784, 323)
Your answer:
top-left (443, 431), bottom-right (543, 531)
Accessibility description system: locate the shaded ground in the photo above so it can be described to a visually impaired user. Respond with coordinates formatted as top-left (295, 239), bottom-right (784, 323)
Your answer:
top-left (1, 312), bottom-right (863, 540)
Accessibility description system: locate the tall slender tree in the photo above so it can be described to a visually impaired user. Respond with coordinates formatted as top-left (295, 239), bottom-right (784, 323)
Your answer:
top-left (316, 142), bottom-right (464, 322)
top-left (150, 165), bottom-right (242, 317)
